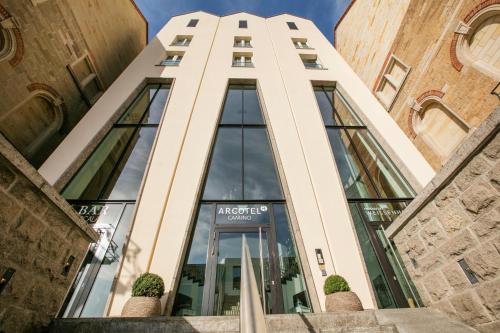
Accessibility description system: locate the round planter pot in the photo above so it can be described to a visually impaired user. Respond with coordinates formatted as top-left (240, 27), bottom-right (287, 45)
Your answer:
top-left (325, 291), bottom-right (363, 312)
top-left (121, 296), bottom-right (161, 317)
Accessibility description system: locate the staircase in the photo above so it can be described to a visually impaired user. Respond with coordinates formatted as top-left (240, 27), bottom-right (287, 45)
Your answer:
top-left (49, 308), bottom-right (478, 333)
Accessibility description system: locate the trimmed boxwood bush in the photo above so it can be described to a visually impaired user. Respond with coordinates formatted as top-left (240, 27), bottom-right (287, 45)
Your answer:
top-left (132, 273), bottom-right (165, 298)
top-left (324, 275), bottom-right (350, 295)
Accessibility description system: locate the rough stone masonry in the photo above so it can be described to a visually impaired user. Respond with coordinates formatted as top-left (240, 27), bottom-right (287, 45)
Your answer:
top-left (0, 134), bottom-right (98, 333)
top-left (387, 107), bottom-right (500, 333)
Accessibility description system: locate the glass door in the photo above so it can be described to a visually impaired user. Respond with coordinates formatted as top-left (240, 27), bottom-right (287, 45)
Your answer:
top-left (205, 228), bottom-right (277, 315)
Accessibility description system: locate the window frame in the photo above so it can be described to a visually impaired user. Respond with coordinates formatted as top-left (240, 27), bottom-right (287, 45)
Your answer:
top-left (287, 22), bottom-right (298, 30)
top-left (375, 54), bottom-right (411, 110)
top-left (67, 52), bottom-right (105, 106)
top-left (187, 19), bottom-right (199, 27)
top-left (239, 20), bottom-right (248, 28)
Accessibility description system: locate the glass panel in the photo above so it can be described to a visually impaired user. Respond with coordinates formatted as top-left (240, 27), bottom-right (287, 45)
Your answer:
top-left (215, 204), bottom-right (270, 225)
top-left (118, 84), bottom-right (160, 124)
top-left (202, 128), bottom-right (243, 200)
top-left (173, 204), bottom-right (212, 316)
top-left (273, 204), bottom-right (311, 313)
top-left (101, 127), bottom-right (157, 200)
top-left (357, 201), bottom-right (408, 223)
top-left (326, 129), bottom-right (378, 199)
top-left (314, 88), bottom-right (336, 126)
top-left (243, 128), bottom-right (284, 200)
top-left (243, 88), bottom-right (263, 125)
top-left (213, 232), bottom-right (271, 315)
top-left (332, 90), bottom-right (363, 126)
top-left (347, 130), bottom-right (414, 198)
top-left (220, 87), bottom-right (243, 125)
top-left (142, 85), bottom-right (169, 124)
top-left (62, 127), bottom-right (135, 200)
top-left (349, 203), bottom-right (397, 309)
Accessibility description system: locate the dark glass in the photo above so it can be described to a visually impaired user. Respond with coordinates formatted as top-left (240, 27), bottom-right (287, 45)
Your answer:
top-left (243, 128), bottom-right (283, 200)
top-left (118, 85), bottom-right (160, 124)
top-left (273, 204), bottom-right (311, 313)
top-left (314, 88), bottom-right (336, 126)
top-left (215, 204), bottom-right (270, 224)
top-left (173, 204), bottom-right (212, 316)
top-left (62, 127), bottom-right (135, 200)
top-left (239, 20), bottom-right (247, 28)
top-left (287, 22), bottom-right (298, 30)
top-left (142, 86), bottom-right (169, 124)
top-left (243, 88), bottom-right (264, 124)
top-left (202, 128), bottom-right (243, 200)
top-left (220, 88), bottom-right (243, 124)
top-left (326, 128), bottom-right (378, 199)
top-left (102, 127), bottom-right (157, 200)
top-left (347, 130), bottom-right (414, 198)
top-left (187, 19), bottom-right (198, 27)
top-left (331, 89), bottom-right (363, 126)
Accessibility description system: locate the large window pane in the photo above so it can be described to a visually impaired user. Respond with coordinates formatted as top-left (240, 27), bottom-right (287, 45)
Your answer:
top-left (244, 128), bottom-right (283, 200)
top-left (142, 85), bottom-right (169, 124)
top-left (243, 88), bottom-right (264, 125)
top-left (348, 130), bottom-right (414, 198)
top-left (62, 127), bottom-right (135, 200)
top-left (220, 87), bottom-right (243, 125)
top-left (118, 84), bottom-right (160, 124)
top-left (332, 90), bottom-right (363, 126)
top-left (203, 128), bottom-right (243, 200)
top-left (101, 127), bottom-right (157, 200)
top-left (327, 128), bottom-right (378, 199)
top-left (173, 204), bottom-right (212, 316)
top-left (273, 204), bottom-right (311, 313)
top-left (314, 88), bottom-right (336, 126)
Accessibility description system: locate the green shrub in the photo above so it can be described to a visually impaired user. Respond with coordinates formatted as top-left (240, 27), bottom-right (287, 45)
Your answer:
top-left (132, 273), bottom-right (165, 298)
top-left (324, 275), bottom-right (350, 295)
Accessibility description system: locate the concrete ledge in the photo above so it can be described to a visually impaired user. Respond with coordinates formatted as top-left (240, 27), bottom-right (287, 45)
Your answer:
top-left (386, 106), bottom-right (500, 238)
top-left (0, 134), bottom-right (98, 241)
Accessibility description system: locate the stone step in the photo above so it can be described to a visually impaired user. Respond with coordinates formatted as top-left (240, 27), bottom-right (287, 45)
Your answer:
top-left (49, 308), bottom-right (478, 333)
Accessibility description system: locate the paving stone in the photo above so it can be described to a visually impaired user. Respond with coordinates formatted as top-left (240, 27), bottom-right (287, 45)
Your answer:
top-left (442, 262), bottom-right (470, 291)
top-left (455, 155), bottom-right (491, 191)
top-left (470, 206), bottom-right (500, 239)
top-left (439, 230), bottom-right (478, 258)
top-left (450, 291), bottom-right (492, 326)
top-left (423, 272), bottom-right (450, 302)
top-left (464, 243), bottom-right (500, 281)
top-left (461, 180), bottom-right (498, 217)
top-left (437, 201), bottom-right (471, 233)
top-left (435, 183), bottom-right (460, 208)
top-left (420, 220), bottom-right (448, 247)
top-left (476, 280), bottom-right (500, 320)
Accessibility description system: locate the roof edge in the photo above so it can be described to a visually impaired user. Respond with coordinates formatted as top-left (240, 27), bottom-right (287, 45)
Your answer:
top-left (130, 0), bottom-right (149, 43)
top-left (333, 0), bottom-right (357, 48)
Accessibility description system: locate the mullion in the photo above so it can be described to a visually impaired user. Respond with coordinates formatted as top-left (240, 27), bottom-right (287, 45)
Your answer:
top-left (325, 125), bottom-right (366, 130)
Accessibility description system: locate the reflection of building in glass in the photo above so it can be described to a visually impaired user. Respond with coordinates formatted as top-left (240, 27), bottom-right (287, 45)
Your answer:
top-left (39, 12), bottom-right (437, 319)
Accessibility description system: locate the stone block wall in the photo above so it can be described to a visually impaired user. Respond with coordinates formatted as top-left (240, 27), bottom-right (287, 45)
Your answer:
top-left (387, 109), bottom-right (500, 333)
top-left (0, 135), bottom-right (98, 333)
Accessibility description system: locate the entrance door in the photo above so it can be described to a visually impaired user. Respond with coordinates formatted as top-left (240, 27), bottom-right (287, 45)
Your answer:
top-left (203, 227), bottom-right (281, 315)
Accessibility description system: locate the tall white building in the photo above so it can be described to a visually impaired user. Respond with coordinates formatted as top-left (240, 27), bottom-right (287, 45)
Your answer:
top-left (40, 11), bottom-right (435, 318)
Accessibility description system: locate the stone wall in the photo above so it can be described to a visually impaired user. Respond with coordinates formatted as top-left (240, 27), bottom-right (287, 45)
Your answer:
top-left (0, 135), bottom-right (98, 333)
top-left (335, 0), bottom-right (499, 170)
top-left (387, 108), bottom-right (500, 333)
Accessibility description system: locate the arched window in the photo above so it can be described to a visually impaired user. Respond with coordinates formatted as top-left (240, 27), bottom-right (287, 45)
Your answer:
top-left (0, 9), bottom-right (18, 63)
top-left (0, 90), bottom-right (64, 167)
top-left (452, 3), bottom-right (500, 79)
top-left (413, 97), bottom-right (469, 159)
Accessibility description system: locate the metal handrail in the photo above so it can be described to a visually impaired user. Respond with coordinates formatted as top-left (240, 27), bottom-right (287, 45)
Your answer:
top-left (240, 235), bottom-right (267, 333)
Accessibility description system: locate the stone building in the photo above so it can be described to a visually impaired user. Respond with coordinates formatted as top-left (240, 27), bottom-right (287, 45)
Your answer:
top-left (335, 0), bottom-right (500, 170)
top-left (0, 0), bottom-right (147, 168)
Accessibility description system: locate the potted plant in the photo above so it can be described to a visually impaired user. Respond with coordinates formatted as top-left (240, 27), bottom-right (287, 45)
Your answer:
top-left (324, 275), bottom-right (363, 312)
top-left (121, 272), bottom-right (165, 317)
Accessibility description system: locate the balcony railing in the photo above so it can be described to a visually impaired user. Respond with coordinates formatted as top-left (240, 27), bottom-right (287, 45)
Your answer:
top-left (160, 59), bottom-right (182, 66)
top-left (234, 42), bottom-right (252, 48)
top-left (295, 44), bottom-right (313, 49)
top-left (303, 62), bottom-right (324, 69)
top-left (172, 41), bottom-right (190, 46)
top-left (232, 60), bottom-right (254, 68)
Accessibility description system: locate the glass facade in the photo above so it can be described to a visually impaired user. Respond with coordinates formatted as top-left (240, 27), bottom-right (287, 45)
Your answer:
top-left (314, 86), bottom-right (420, 308)
top-left (173, 85), bottom-right (311, 316)
top-left (61, 83), bottom-right (170, 317)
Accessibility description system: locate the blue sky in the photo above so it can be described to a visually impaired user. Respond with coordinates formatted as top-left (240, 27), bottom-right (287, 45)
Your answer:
top-left (135, 0), bottom-right (352, 44)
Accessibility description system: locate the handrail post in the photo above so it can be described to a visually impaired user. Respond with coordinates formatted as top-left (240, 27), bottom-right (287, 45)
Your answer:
top-left (240, 235), bottom-right (267, 333)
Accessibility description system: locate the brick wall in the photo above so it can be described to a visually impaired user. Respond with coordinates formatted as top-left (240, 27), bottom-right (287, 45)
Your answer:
top-left (0, 135), bottom-right (98, 333)
top-left (387, 108), bottom-right (500, 333)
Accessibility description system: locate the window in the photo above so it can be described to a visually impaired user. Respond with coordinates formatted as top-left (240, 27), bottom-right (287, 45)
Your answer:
top-left (413, 98), bottom-right (469, 159)
top-left (287, 22), bottom-right (298, 30)
top-left (187, 19), bottom-right (198, 27)
top-left (0, 15), bottom-right (17, 63)
top-left (173, 85), bottom-right (311, 316)
top-left (234, 36), bottom-right (252, 48)
top-left (160, 51), bottom-right (184, 66)
top-left (232, 52), bottom-right (253, 67)
top-left (375, 55), bottom-right (410, 110)
top-left (292, 38), bottom-right (311, 49)
top-left (300, 54), bottom-right (324, 69)
top-left (68, 52), bottom-right (104, 106)
top-left (61, 84), bottom-right (170, 318)
top-left (453, 4), bottom-right (500, 79)
top-left (239, 20), bottom-right (247, 28)
top-left (171, 35), bottom-right (192, 46)
top-left (0, 89), bottom-right (64, 168)
top-left (313, 85), bottom-right (419, 309)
